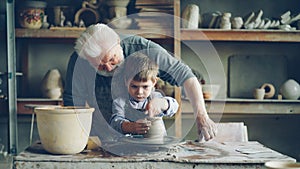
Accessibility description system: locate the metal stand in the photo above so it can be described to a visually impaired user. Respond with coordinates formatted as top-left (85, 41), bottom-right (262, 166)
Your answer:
top-left (6, 0), bottom-right (18, 155)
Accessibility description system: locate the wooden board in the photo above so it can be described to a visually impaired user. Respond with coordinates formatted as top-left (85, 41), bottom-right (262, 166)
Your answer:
top-left (49, 27), bottom-right (86, 31)
top-left (228, 55), bottom-right (288, 98)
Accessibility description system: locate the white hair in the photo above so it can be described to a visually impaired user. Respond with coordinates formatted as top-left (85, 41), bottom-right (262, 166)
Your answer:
top-left (74, 23), bottom-right (119, 59)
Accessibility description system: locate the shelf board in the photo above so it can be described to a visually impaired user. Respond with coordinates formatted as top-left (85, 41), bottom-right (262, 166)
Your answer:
top-left (15, 28), bottom-right (83, 39)
top-left (181, 98), bottom-right (300, 114)
top-left (17, 28), bottom-right (300, 42)
top-left (181, 29), bottom-right (300, 42)
top-left (206, 98), bottom-right (300, 103)
top-left (17, 98), bottom-right (63, 115)
top-left (15, 28), bottom-right (173, 39)
top-left (17, 98), bottom-right (62, 102)
top-left (14, 97), bottom-right (300, 115)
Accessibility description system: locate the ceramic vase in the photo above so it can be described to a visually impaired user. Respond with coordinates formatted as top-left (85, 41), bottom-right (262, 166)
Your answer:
top-left (41, 69), bottom-right (63, 99)
top-left (144, 117), bottom-right (166, 139)
top-left (280, 79), bottom-right (300, 100)
top-left (181, 4), bottom-right (199, 29)
top-left (18, 1), bottom-right (47, 29)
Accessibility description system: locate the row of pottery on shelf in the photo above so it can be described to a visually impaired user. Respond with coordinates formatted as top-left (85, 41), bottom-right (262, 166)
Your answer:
top-left (18, 0), bottom-right (132, 29)
top-left (253, 79), bottom-right (300, 100)
top-left (253, 83), bottom-right (276, 100)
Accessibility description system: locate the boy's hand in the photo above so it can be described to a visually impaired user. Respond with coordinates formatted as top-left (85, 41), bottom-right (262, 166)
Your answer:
top-left (145, 98), bottom-right (169, 117)
top-left (122, 119), bottom-right (151, 135)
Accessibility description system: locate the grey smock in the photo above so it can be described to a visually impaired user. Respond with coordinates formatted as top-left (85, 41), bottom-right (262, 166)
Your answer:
top-left (110, 91), bottom-right (179, 134)
top-left (63, 34), bottom-right (194, 140)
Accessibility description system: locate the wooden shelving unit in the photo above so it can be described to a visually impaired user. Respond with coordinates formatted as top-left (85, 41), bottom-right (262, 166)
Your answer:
top-left (175, 1), bottom-right (299, 124)
top-left (179, 28), bottom-right (300, 115)
top-left (4, 1), bottom-right (299, 160)
top-left (13, 0), bottom-right (300, 126)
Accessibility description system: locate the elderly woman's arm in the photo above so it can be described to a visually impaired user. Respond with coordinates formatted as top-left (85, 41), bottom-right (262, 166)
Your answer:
top-left (183, 77), bottom-right (217, 141)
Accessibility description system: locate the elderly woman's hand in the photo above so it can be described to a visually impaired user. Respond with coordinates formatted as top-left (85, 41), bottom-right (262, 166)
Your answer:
top-left (183, 77), bottom-right (217, 141)
top-left (195, 114), bottom-right (217, 142)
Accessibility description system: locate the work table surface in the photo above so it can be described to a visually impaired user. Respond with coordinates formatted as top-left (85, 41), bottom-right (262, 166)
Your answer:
top-left (14, 140), bottom-right (296, 169)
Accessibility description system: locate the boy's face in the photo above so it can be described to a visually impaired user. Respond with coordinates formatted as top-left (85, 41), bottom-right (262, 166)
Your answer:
top-left (127, 79), bottom-right (157, 102)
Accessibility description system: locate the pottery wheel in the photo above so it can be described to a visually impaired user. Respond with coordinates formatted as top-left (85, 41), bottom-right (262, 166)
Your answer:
top-left (121, 136), bottom-right (181, 146)
top-left (101, 136), bottom-right (181, 156)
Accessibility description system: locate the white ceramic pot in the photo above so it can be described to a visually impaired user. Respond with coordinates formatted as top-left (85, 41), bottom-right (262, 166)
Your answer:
top-left (144, 117), bottom-right (166, 139)
top-left (280, 79), bottom-right (300, 100)
top-left (253, 88), bottom-right (265, 100)
top-left (34, 106), bottom-right (94, 154)
top-left (181, 4), bottom-right (200, 29)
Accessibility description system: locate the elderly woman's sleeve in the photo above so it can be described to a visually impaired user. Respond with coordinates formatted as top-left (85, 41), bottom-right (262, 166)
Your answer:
top-left (63, 52), bottom-right (90, 106)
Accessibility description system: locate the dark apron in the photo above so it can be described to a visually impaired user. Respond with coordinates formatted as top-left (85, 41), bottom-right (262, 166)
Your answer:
top-left (95, 75), bottom-right (113, 123)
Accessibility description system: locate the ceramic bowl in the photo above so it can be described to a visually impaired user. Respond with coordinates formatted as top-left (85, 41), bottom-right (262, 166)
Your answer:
top-left (280, 79), bottom-right (300, 100)
top-left (18, 1), bottom-right (47, 29)
top-left (265, 161), bottom-right (300, 169)
top-left (34, 106), bottom-right (94, 154)
top-left (202, 84), bottom-right (220, 99)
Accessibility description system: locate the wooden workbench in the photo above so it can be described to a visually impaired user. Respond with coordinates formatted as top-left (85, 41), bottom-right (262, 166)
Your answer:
top-left (13, 140), bottom-right (296, 169)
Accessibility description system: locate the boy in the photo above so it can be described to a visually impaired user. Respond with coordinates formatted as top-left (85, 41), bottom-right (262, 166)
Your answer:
top-left (109, 53), bottom-right (179, 135)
